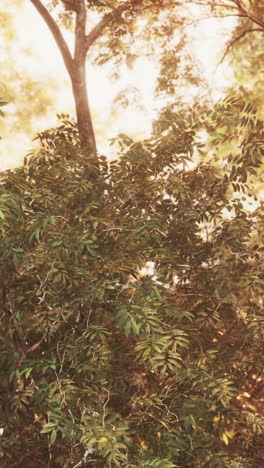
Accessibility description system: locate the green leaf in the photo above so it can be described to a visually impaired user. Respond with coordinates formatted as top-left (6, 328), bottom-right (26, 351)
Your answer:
top-left (13, 254), bottom-right (19, 268)
top-left (41, 423), bottom-right (57, 434)
top-left (50, 429), bottom-right (57, 443)
top-left (25, 368), bottom-right (33, 379)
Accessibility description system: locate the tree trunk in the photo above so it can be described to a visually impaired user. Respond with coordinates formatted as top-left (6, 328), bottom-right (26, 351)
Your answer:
top-left (30, 0), bottom-right (133, 162)
top-left (71, 63), bottom-right (97, 156)
top-left (30, 0), bottom-right (98, 158)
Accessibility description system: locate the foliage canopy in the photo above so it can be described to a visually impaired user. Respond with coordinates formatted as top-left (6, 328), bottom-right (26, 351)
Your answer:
top-left (1, 1), bottom-right (264, 468)
top-left (0, 97), bottom-right (264, 467)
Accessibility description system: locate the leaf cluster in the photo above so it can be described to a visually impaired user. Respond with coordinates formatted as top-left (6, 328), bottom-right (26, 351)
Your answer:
top-left (0, 101), bottom-right (264, 467)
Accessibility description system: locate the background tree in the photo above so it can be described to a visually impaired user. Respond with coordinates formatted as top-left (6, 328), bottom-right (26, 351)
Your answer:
top-left (2, 0), bottom-right (234, 170)
top-left (0, 0), bottom-right (59, 169)
top-left (188, 0), bottom-right (264, 200)
top-left (28, 0), bottom-right (205, 158)
top-left (194, 0), bottom-right (264, 63)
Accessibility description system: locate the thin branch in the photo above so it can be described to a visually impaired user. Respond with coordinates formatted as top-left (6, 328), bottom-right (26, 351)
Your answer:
top-left (102, 387), bottom-right (110, 427)
top-left (170, 13), bottom-right (250, 32)
top-left (17, 336), bottom-right (45, 367)
top-left (84, 0), bottom-right (169, 51)
top-left (85, 4), bottom-right (128, 50)
top-left (231, 0), bottom-right (264, 29)
top-left (1, 282), bottom-right (9, 315)
top-left (30, 0), bottom-right (74, 76)
top-left (219, 27), bottom-right (264, 63)
top-left (211, 1), bottom-right (241, 10)
top-left (9, 449), bottom-right (41, 468)
top-left (85, 1), bottom-right (146, 51)
top-left (26, 336), bottom-right (45, 354)
top-left (72, 459), bottom-right (84, 468)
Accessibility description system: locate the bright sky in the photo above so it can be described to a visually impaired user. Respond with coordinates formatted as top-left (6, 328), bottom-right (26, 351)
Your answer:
top-left (0, 2), bottom-right (236, 170)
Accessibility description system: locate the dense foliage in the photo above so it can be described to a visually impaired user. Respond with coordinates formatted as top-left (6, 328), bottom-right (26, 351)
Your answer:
top-left (0, 99), bottom-right (264, 467)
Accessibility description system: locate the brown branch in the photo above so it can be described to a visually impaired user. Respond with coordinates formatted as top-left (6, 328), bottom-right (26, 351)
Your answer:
top-left (220, 27), bottom-right (264, 63)
top-left (26, 336), bottom-right (45, 354)
top-left (231, 0), bottom-right (264, 29)
top-left (30, 0), bottom-right (74, 76)
top-left (210, 1), bottom-right (241, 10)
top-left (9, 449), bottom-right (42, 468)
top-left (85, 1), bottom-right (145, 51)
top-left (200, 0), bottom-right (264, 29)
top-left (1, 282), bottom-right (8, 314)
top-left (17, 336), bottom-right (44, 367)
top-left (85, 4), bottom-right (128, 50)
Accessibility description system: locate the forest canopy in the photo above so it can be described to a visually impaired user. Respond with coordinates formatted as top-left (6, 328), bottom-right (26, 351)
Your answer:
top-left (0, 1), bottom-right (264, 467)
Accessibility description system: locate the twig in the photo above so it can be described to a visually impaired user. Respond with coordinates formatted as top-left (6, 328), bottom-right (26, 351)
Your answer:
top-left (102, 387), bottom-right (110, 427)
top-left (231, 0), bottom-right (264, 29)
top-left (1, 281), bottom-right (9, 315)
top-left (37, 261), bottom-right (55, 291)
top-left (219, 27), bottom-right (264, 63)
top-left (72, 459), bottom-right (84, 468)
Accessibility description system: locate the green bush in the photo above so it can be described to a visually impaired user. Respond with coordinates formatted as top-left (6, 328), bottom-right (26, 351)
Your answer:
top-left (0, 106), bottom-right (263, 467)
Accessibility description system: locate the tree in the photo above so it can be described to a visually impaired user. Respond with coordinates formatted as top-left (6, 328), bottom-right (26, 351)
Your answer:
top-left (1, 1), bottom-right (264, 467)
top-left (0, 1), bottom-right (60, 169)
top-left (28, 0), bottom-right (207, 161)
top-left (28, 0), bottom-right (264, 159)
top-left (191, 0), bottom-right (264, 61)
top-left (28, 0), bottom-right (173, 157)
top-left (0, 96), bottom-right (264, 467)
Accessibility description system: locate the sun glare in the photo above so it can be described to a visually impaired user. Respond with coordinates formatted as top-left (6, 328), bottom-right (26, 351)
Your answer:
top-left (1, 2), bottom-right (236, 170)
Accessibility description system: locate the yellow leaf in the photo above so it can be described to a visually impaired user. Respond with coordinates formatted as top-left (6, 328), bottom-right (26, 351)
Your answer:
top-left (140, 440), bottom-right (148, 450)
top-left (243, 402), bottom-right (257, 412)
top-left (100, 437), bottom-right (108, 445)
top-left (157, 419), bottom-right (170, 430)
top-left (221, 432), bottom-right (229, 445)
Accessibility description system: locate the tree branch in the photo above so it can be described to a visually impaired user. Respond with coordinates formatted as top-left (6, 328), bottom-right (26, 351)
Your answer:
top-left (1, 281), bottom-right (9, 315)
top-left (231, 0), bottom-right (264, 29)
top-left (220, 27), bottom-right (264, 63)
top-left (84, 0), bottom-right (181, 51)
top-left (85, 4), bottom-right (126, 50)
top-left (85, 2), bottom-right (143, 51)
top-left (30, 0), bottom-right (74, 76)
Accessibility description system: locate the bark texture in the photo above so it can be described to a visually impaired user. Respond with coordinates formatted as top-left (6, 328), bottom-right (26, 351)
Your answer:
top-left (71, 63), bottom-right (97, 154)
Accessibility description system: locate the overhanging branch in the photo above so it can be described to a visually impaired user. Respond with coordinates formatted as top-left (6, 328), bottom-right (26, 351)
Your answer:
top-left (231, 0), bottom-right (264, 29)
top-left (30, 0), bottom-right (74, 76)
top-left (85, 4), bottom-right (129, 50)
top-left (85, 1), bottom-right (145, 51)
top-left (220, 27), bottom-right (264, 63)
